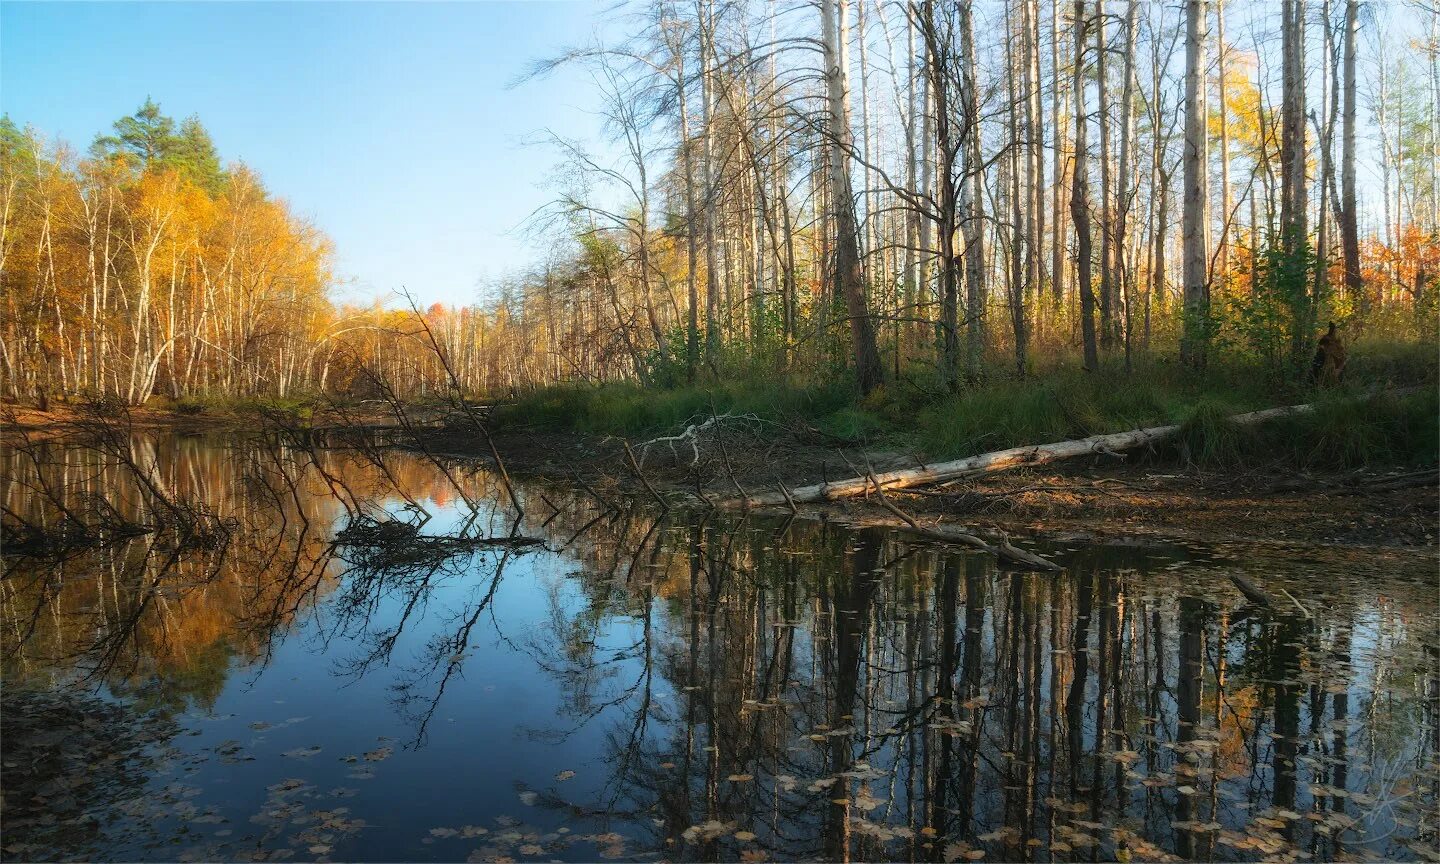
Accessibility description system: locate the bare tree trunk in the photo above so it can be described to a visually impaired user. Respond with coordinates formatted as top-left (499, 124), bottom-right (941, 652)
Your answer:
top-left (1217, 0), bottom-right (1232, 288)
top-left (1280, 0), bottom-right (1309, 249)
top-left (675, 17), bottom-right (701, 383)
top-left (1072, 0), bottom-right (1100, 371)
top-left (918, 52), bottom-right (935, 350)
top-left (1096, 0), bottom-right (1116, 349)
top-left (700, 0), bottom-right (721, 367)
top-left (961, 0), bottom-right (986, 381)
top-left (904, 8), bottom-right (920, 354)
top-left (1007, 3), bottom-right (1029, 376)
top-left (1026, 0), bottom-right (1046, 344)
top-left (1051, 0), bottom-right (1068, 310)
top-left (1281, 0), bottom-right (1310, 366)
top-left (1181, 0), bottom-right (1210, 370)
top-left (822, 0), bottom-right (884, 394)
top-left (1340, 0), bottom-right (1361, 312)
top-left (1115, 0), bottom-right (1138, 373)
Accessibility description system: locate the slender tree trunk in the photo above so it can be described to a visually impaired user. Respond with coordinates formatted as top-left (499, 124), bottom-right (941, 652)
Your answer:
top-left (822, 0), bottom-right (884, 394)
top-left (1072, 0), bottom-right (1099, 371)
top-left (1281, 0), bottom-right (1310, 365)
top-left (700, 0), bottom-right (721, 367)
top-left (1216, 0), bottom-right (1232, 289)
top-left (1008, 4), bottom-right (1029, 376)
top-left (1051, 0), bottom-right (1067, 310)
top-left (1115, 0), bottom-right (1137, 373)
top-left (1340, 0), bottom-right (1361, 312)
top-left (676, 22), bottom-right (701, 383)
top-left (1096, 0), bottom-right (1116, 349)
top-left (961, 0), bottom-right (986, 381)
top-left (1181, 0), bottom-right (1210, 370)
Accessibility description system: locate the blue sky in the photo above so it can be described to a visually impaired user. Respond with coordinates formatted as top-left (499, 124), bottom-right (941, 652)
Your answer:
top-left (1, 1), bottom-right (615, 306)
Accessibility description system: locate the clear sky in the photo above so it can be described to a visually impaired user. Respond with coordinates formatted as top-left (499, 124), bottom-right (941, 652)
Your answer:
top-left (1, 0), bottom-right (614, 307)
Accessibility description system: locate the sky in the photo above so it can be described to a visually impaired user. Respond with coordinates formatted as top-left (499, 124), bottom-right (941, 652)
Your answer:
top-left (1, 1), bottom-right (618, 307)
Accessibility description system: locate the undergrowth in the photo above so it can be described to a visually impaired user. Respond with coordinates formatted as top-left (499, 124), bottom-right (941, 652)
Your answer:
top-left (492, 344), bottom-right (1437, 472)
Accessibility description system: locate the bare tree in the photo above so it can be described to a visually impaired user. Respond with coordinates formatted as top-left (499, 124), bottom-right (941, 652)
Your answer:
top-left (822, 0), bottom-right (885, 393)
top-left (1072, 0), bottom-right (1100, 370)
top-left (1181, 0), bottom-right (1210, 369)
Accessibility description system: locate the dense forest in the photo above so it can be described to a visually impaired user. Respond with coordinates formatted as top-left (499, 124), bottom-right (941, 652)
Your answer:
top-left (2, 0), bottom-right (1437, 407)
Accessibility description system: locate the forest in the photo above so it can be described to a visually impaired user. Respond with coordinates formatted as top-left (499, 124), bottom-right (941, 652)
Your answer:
top-left (2, 0), bottom-right (1437, 415)
top-left (3, 3), bottom-right (1438, 861)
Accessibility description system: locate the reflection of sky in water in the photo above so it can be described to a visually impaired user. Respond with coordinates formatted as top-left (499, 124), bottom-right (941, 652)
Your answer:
top-left (2, 434), bottom-right (1436, 863)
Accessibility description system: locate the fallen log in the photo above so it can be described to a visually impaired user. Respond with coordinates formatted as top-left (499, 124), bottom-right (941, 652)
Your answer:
top-left (726, 399), bottom-right (1328, 508)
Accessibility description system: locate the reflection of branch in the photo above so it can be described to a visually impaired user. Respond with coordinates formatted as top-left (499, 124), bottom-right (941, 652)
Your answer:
top-left (391, 547), bottom-right (517, 745)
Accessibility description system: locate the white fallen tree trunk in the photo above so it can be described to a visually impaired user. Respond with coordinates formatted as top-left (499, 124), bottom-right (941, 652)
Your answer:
top-left (727, 400), bottom-right (1325, 508)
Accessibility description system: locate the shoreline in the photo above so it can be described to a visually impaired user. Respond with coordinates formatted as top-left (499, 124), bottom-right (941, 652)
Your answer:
top-left (6, 405), bottom-right (1435, 556)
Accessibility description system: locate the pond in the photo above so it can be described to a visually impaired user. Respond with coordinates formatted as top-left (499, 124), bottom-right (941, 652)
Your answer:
top-left (2, 431), bottom-right (1436, 863)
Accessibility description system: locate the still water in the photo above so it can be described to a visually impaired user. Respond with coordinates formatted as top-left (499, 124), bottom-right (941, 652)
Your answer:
top-left (2, 432), bottom-right (1436, 863)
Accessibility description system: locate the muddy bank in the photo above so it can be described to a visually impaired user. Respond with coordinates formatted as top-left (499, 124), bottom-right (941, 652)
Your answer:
top-left (419, 422), bottom-right (1439, 553)
top-left (7, 405), bottom-right (1433, 554)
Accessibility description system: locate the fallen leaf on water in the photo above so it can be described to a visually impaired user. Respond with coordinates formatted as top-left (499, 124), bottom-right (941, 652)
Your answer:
top-left (728, 773), bottom-right (753, 782)
top-left (734, 831), bottom-right (757, 841)
top-left (518, 844), bottom-right (543, 855)
top-left (555, 770), bottom-right (575, 782)
top-left (740, 851), bottom-right (768, 862)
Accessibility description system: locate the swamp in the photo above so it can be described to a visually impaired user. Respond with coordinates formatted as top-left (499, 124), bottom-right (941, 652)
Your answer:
top-left (1, 425), bottom-right (1436, 862)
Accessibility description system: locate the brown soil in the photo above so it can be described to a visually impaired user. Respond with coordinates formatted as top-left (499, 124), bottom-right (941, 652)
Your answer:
top-left (422, 423), bottom-right (1439, 554)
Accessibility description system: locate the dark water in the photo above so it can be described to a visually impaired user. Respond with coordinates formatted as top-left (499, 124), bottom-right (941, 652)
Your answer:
top-left (2, 432), bottom-right (1437, 863)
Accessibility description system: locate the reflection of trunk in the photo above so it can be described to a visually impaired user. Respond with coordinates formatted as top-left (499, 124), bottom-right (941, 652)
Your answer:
top-left (680, 515), bottom-right (703, 844)
top-left (1107, 576), bottom-right (1127, 807)
top-left (1065, 570), bottom-right (1093, 797)
top-left (1175, 597), bottom-right (1203, 858)
top-left (1272, 615), bottom-right (1305, 839)
top-left (1002, 573), bottom-right (1026, 838)
top-left (824, 528), bottom-right (882, 862)
top-left (954, 556), bottom-right (986, 840)
top-left (1324, 622), bottom-right (1347, 812)
top-left (927, 554), bottom-right (962, 859)
top-left (1146, 609), bottom-right (1164, 778)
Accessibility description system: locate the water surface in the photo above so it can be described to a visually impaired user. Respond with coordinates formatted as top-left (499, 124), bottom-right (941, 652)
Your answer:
top-left (2, 432), bottom-right (1436, 863)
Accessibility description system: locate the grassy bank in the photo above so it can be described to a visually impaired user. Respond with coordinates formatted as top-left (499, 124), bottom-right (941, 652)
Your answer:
top-left (493, 343), bottom-right (1438, 471)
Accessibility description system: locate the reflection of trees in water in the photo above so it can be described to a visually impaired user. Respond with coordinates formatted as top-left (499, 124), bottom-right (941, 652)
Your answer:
top-left (3, 434), bottom-right (1437, 861)
top-left (522, 513), bottom-right (1439, 862)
